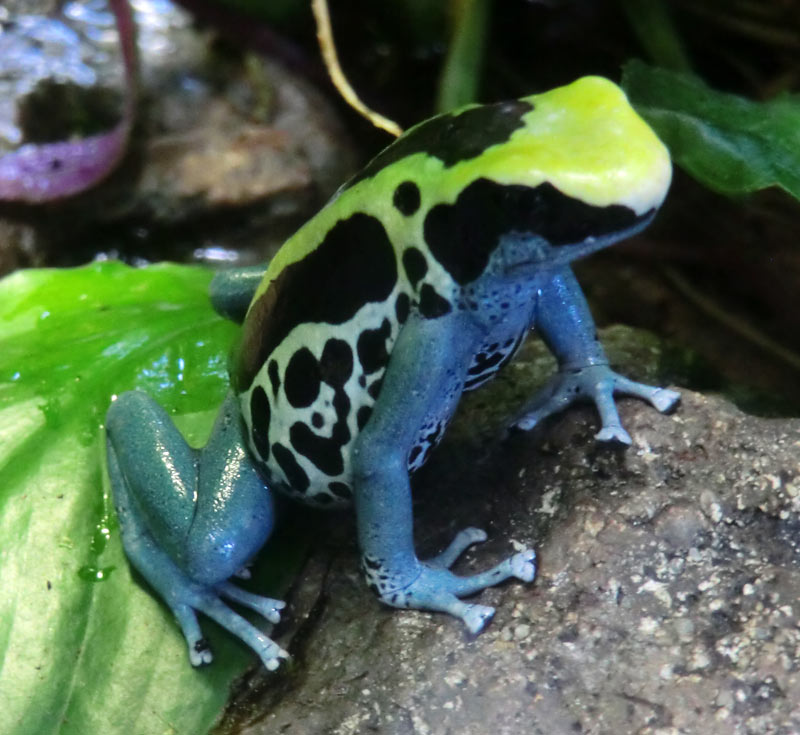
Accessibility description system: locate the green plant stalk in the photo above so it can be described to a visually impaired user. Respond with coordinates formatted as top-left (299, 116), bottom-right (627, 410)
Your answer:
top-left (436, 0), bottom-right (490, 112)
top-left (618, 0), bottom-right (692, 72)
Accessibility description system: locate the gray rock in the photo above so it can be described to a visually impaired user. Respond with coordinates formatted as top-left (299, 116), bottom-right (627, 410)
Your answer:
top-left (218, 327), bottom-right (800, 735)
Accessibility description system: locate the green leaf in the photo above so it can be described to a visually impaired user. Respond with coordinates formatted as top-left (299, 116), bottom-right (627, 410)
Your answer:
top-left (0, 262), bottom-right (274, 735)
top-left (622, 60), bottom-right (800, 200)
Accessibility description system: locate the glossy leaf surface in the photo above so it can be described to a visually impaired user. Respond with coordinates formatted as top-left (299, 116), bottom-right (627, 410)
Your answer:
top-left (0, 261), bottom-right (267, 735)
top-left (623, 60), bottom-right (800, 200)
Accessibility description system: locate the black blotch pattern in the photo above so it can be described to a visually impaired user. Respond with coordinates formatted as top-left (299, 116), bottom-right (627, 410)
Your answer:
top-left (424, 423), bottom-right (443, 445)
top-left (312, 412), bottom-right (324, 428)
top-left (368, 377), bottom-right (384, 400)
top-left (395, 293), bottom-right (410, 324)
top-left (290, 422), bottom-right (344, 476)
top-left (268, 360), bottom-right (280, 397)
top-left (319, 338), bottom-right (353, 387)
top-left (419, 284), bottom-right (452, 319)
top-left (424, 178), bottom-right (646, 285)
top-left (328, 481), bottom-right (353, 500)
top-left (284, 347), bottom-right (321, 408)
top-left (344, 100), bottom-right (533, 189)
top-left (467, 351), bottom-right (505, 376)
top-left (463, 331), bottom-right (526, 391)
top-left (408, 445), bottom-right (423, 465)
top-left (393, 181), bottom-right (421, 216)
top-left (250, 386), bottom-right (271, 460)
top-left (357, 318), bottom-right (392, 374)
top-left (235, 213), bottom-right (397, 391)
top-left (272, 442), bottom-right (310, 492)
top-left (402, 247), bottom-right (428, 287)
top-left (357, 405), bottom-right (372, 431)
top-left (363, 555), bottom-right (381, 570)
top-left (289, 378), bottom-right (351, 477)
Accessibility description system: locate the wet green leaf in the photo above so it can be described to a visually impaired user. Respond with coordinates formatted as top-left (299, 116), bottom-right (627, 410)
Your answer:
top-left (623, 60), bottom-right (800, 200)
top-left (0, 261), bottom-right (271, 735)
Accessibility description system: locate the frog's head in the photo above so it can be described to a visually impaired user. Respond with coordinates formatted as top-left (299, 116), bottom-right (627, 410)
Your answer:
top-left (423, 76), bottom-right (672, 282)
top-left (508, 76), bottom-right (670, 265)
top-left (516, 76), bottom-right (671, 211)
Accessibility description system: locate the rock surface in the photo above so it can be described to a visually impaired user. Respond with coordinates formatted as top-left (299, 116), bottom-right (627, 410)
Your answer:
top-left (217, 328), bottom-right (800, 735)
top-left (0, 0), bottom-right (354, 270)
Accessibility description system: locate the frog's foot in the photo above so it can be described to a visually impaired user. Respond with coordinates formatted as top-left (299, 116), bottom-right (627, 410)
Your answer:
top-left (120, 507), bottom-right (289, 670)
top-left (164, 578), bottom-right (288, 671)
top-left (514, 363), bottom-right (680, 444)
top-left (366, 531), bottom-right (536, 634)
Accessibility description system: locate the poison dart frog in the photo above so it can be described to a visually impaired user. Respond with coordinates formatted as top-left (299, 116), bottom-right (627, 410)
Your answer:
top-left (106, 76), bottom-right (679, 670)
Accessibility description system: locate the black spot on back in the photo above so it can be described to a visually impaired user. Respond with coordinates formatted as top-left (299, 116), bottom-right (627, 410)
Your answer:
top-left (289, 384), bottom-right (351, 476)
top-left (289, 374), bottom-right (352, 479)
top-left (393, 181), bottom-right (421, 215)
top-left (368, 377), bottom-right (384, 400)
top-left (268, 360), bottom-right (280, 397)
top-left (272, 442), bottom-right (309, 492)
top-left (357, 405), bottom-right (372, 431)
top-left (328, 481), bottom-right (353, 500)
top-left (424, 179), bottom-right (645, 285)
top-left (395, 292), bottom-right (410, 324)
top-left (284, 347), bottom-right (321, 408)
top-left (320, 338), bottom-right (353, 387)
top-left (312, 412), bottom-right (324, 428)
top-left (290, 423), bottom-right (344, 476)
top-left (402, 247), bottom-right (428, 287)
top-left (419, 284), bottom-right (452, 319)
top-left (250, 386), bottom-right (271, 460)
top-left (235, 213), bottom-right (397, 391)
top-left (357, 318), bottom-right (392, 375)
top-left (344, 100), bottom-right (533, 189)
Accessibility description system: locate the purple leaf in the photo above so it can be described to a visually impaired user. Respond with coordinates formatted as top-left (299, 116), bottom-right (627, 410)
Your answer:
top-left (0, 0), bottom-right (138, 203)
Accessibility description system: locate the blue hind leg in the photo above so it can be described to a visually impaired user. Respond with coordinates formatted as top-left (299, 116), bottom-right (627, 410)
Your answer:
top-left (106, 391), bottom-right (287, 669)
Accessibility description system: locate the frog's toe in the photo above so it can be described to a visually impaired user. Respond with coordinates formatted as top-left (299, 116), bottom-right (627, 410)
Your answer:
top-left (174, 603), bottom-right (215, 667)
top-left (260, 642), bottom-right (290, 671)
top-left (461, 603), bottom-right (496, 634)
top-left (649, 387), bottom-right (681, 413)
top-left (220, 581), bottom-right (286, 624)
top-left (513, 388), bottom-right (572, 431)
top-left (189, 638), bottom-right (214, 667)
top-left (612, 375), bottom-right (680, 414)
top-left (508, 548), bottom-right (537, 582)
top-left (194, 593), bottom-right (289, 670)
top-left (428, 527), bottom-right (488, 569)
top-left (595, 423), bottom-right (632, 445)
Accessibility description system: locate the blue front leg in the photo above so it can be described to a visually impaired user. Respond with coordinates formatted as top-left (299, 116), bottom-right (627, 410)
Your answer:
top-left (517, 266), bottom-right (679, 442)
top-left (106, 391), bottom-right (288, 669)
top-left (351, 312), bottom-right (536, 633)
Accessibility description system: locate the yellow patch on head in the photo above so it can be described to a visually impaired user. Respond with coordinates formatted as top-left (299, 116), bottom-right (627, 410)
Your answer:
top-left (455, 76), bottom-right (672, 215)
